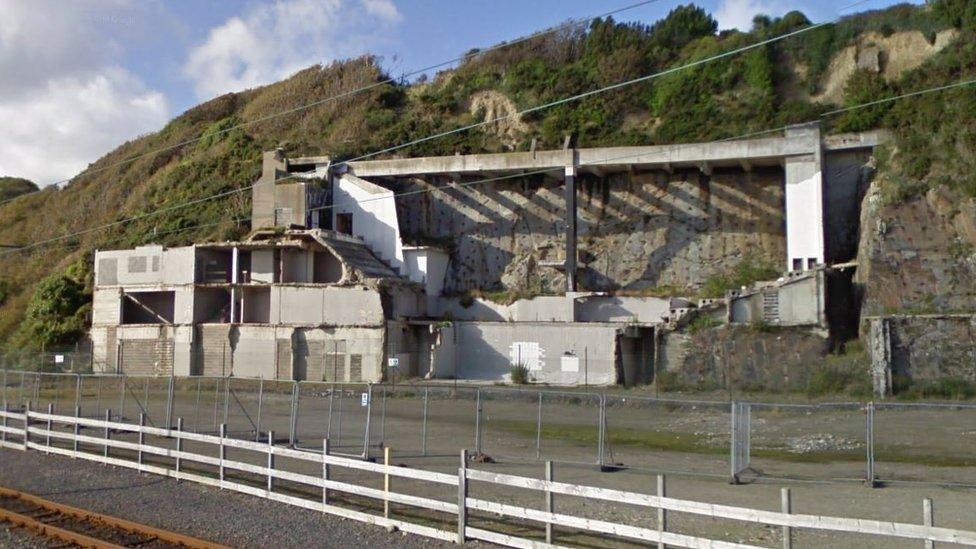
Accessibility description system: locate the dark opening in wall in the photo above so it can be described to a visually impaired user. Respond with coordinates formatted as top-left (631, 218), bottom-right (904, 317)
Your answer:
top-left (121, 291), bottom-right (175, 324)
top-left (313, 249), bottom-right (343, 283)
top-left (826, 268), bottom-right (861, 347)
top-left (242, 287), bottom-right (270, 323)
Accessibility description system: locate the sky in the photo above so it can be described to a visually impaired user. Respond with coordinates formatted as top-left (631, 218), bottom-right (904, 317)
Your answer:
top-left (0, 0), bottom-right (920, 187)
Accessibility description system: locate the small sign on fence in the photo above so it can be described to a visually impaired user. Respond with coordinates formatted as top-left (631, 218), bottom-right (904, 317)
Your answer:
top-left (54, 355), bottom-right (64, 364)
top-left (387, 357), bottom-right (399, 368)
top-left (361, 392), bottom-right (369, 407)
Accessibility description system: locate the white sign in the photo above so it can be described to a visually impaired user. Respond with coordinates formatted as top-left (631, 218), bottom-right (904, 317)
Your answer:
top-left (54, 355), bottom-right (64, 364)
top-left (361, 392), bottom-right (369, 407)
top-left (560, 355), bottom-right (579, 373)
top-left (510, 342), bottom-right (544, 371)
top-left (387, 357), bottom-right (399, 368)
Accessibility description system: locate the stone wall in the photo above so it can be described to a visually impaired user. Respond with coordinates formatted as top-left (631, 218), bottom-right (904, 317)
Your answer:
top-left (391, 168), bottom-right (786, 293)
top-left (867, 315), bottom-right (976, 396)
top-left (656, 325), bottom-right (830, 391)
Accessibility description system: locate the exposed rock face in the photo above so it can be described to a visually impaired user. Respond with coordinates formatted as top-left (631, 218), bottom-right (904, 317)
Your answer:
top-left (656, 325), bottom-right (830, 391)
top-left (392, 168), bottom-right (785, 293)
top-left (868, 315), bottom-right (976, 393)
top-left (856, 182), bottom-right (976, 315)
top-left (813, 29), bottom-right (958, 104)
top-left (468, 90), bottom-right (527, 150)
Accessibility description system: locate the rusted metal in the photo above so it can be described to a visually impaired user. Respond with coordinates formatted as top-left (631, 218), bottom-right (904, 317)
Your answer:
top-left (0, 485), bottom-right (229, 548)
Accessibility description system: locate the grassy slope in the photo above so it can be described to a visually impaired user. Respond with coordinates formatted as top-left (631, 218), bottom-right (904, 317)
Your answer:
top-left (0, 3), bottom-right (971, 349)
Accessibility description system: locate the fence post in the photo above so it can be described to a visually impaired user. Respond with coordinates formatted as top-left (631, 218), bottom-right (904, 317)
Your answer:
top-left (138, 413), bottom-right (146, 469)
top-left (219, 423), bottom-right (227, 486)
top-left (923, 498), bottom-right (934, 549)
top-left (73, 405), bottom-right (80, 457)
top-left (362, 384), bottom-right (373, 460)
top-left (781, 487), bottom-right (793, 549)
top-left (1, 397), bottom-right (7, 447)
top-left (866, 401), bottom-right (876, 487)
top-left (289, 383), bottom-right (299, 447)
top-left (1, 369), bottom-right (6, 410)
top-left (421, 386), bottom-right (428, 457)
top-left (322, 438), bottom-right (330, 506)
top-left (657, 474), bottom-right (667, 549)
top-left (597, 394), bottom-right (606, 468)
top-left (474, 389), bottom-right (482, 454)
top-left (384, 446), bottom-right (391, 518)
top-left (255, 378), bottom-right (264, 443)
top-left (545, 460), bottom-right (554, 543)
top-left (457, 449), bottom-right (467, 544)
top-left (380, 385), bottom-right (387, 447)
top-left (327, 383), bottom-right (335, 440)
top-left (165, 376), bottom-right (175, 429)
top-left (103, 408), bottom-right (111, 458)
top-left (24, 400), bottom-right (31, 452)
top-left (175, 417), bottom-right (184, 476)
top-left (45, 403), bottom-right (53, 453)
top-left (74, 375), bottom-right (82, 414)
top-left (536, 392), bottom-right (543, 460)
top-left (266, 430), bottom-right (275, 494)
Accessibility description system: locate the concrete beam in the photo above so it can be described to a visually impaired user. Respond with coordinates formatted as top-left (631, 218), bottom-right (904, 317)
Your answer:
top-left (564, 166), bottom-right (577, 292)
top-left (342, 133), bottom-right (822, 178)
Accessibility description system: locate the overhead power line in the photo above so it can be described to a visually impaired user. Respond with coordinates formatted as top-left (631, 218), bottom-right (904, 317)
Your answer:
top-left (43, 70), bottom-right (976, 258)
top-left (0, 0), bottom-right (664, 209)
top-left (10, 0), bottom-right (950, 258)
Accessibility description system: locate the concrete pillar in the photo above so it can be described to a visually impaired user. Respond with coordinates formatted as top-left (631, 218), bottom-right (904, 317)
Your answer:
top-left (564, 165), bottom-right (577, 292)
top-left (784, 123), bottom-right (825, 272)
top-left (230, 247), bottom-right (239, 323)
top-left (868, 317), bottom-right (892, 397)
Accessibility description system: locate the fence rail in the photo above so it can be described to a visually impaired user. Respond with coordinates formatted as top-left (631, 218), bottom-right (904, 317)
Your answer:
top-left (2, 406), bottom-right (975, 547)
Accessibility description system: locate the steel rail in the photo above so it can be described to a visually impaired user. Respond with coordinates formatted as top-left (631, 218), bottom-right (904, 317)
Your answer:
top-left (0, 485), bottom-right (230, 549)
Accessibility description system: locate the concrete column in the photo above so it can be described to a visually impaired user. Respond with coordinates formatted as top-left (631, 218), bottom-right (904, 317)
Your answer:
top-left (783, 123), bottom-right (825, 272)
top-left (868, 317), bottom-right (892, 397)
top-left (230, 247), bottom-right (239, 324)
top-left (564, 165), bottom-right (577, 292)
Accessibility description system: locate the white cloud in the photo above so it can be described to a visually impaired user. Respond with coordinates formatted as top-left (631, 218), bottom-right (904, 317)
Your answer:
top-left (0, 1), bottom-right (170, 186)
top-left (183, 0), bottom-right (402, 100)
top-left (0, 69), bottom-right (168, 186)
top-left (715, 0), bottom-right (787, 31)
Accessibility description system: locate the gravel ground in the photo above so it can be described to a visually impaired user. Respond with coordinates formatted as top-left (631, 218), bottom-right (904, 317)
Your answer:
top-left (0, 449), bottom-right (458, 548)
top-left (0, 525), bottom-right (47, 548)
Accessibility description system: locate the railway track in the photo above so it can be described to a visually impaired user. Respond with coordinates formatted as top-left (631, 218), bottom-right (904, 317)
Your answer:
top-left (0, 486), bottom-right (229, 548)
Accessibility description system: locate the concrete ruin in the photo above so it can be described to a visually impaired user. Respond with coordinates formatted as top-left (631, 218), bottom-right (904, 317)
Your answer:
top-left (90, 123), bottom-right (883, 385)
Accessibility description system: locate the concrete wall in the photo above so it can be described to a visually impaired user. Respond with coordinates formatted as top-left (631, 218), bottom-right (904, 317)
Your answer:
top-left (333, 173), bottom-right (403, 272)
top-left (269, 286), bottom-right (384, 326)
top-left (575, 295), bottom-right (671, 323)
top-left (95, 245), bottom-right (195, 287)
top-left (251, 249), bottom-right (275, 283)
top-left (92, 288), bottom-right (121, 325)
top-left (402, 247), bottom-right (449, 296)
top-left (728, 271), bottom-right (825, 327)
top-left (509, 296), bottom-right (574, 322)
top-left (784, 125), bottom-right (825, 271)
top-left (431, 322), bottom-right (619, 385)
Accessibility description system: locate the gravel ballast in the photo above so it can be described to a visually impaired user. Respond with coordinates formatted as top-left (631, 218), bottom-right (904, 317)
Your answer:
top-left (0, 448), bottom-right (455, 548)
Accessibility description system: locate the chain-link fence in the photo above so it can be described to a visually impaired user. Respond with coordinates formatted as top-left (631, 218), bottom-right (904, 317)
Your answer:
top-left (4, 368), bottom-right (976, 488)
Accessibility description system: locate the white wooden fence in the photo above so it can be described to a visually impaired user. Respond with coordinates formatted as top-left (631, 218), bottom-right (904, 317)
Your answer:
top-left (1, 404), bottom-right (974, 548)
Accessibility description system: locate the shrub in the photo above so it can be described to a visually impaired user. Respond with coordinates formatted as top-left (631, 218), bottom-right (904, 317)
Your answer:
top-left (510, 363), bottom-right (531, 385)
top-left (700, 253), bottom-right (780, 298)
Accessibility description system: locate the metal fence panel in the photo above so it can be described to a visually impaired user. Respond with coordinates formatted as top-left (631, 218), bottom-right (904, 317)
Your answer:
top-left (874, 402), bottom-right (976, 487)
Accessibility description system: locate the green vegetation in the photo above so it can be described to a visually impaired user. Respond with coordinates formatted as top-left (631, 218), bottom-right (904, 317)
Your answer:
top-left (804, 342), bottom-right (873, 397)
top-left (700, 252), bottom-right (780, 298)
top-left (0, 177), bottom-right (38, 201)
top-left (510, 363), bottom-right (531, 385)
top-left (894, 375), bottom-right (976, 400)
top-left (12, 261), bottom-right (91, 349)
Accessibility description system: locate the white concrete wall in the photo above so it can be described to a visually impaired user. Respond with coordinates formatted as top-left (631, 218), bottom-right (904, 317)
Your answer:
top-left (402, 247), bottom-right (449, 296)
top-left (270, 286), bottom-right (385, 326)
top-left (92, 288), bottom-right (121, 325)
top-left (95, 245), bottom-right (195, 287)
top-left (785, 154), bottom-right (825, 271)
top-left (510, 296), bottom-right (575, 322)
top-left (251, 249), bottom-right (275, 283)
top-left (232, 326), bottom-right (279, 378)
top-left (575, 296), bottom-right (671, 323)
top-left (431, 322), bottom-right (618, 385)
top-left (333, 173), bottom-right (403, 272)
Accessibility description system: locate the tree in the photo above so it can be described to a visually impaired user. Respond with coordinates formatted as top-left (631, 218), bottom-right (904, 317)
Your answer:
top-left (0, 176), bottom-right (38, 201)
top-left (18, 264), bottom-right (90, 348)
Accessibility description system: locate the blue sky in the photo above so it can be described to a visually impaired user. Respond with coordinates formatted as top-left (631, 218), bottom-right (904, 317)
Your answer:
top-left (0, 0), bottom-right (918, 186)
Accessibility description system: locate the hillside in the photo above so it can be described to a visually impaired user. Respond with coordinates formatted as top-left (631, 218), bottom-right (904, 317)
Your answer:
top-left (0, 2), bottom-right (974, 350)
top-left (0, 177), bottom-right (38, 202)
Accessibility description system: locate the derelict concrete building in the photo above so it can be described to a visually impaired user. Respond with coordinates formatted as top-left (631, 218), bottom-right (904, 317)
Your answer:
top-left (90, 123), bottom-right (881, 384)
